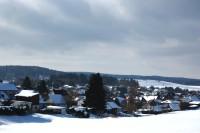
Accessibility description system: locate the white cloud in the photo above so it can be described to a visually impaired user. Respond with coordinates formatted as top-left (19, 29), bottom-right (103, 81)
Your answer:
top-left (0, 0), bottom-right (199, 78)
top-left (85, 0), bottom-right (131, 20)
top-left (161, 38), bottom-right (181, 48)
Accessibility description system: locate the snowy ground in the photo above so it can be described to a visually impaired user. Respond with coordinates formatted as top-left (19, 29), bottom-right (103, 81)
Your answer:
top-left (138, 80), bottom-right (200, 91)
top-left (0, 110), bottom-right (200, 133)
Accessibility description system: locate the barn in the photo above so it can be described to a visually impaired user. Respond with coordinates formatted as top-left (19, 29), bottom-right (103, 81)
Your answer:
top-left (15, 90), bottom-right (39, 112)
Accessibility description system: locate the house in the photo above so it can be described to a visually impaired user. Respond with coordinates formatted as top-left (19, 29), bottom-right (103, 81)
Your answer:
top-left (141, 96), bottom-right (158, 110)
top-left (74, 96), bottom-right (85, 106)
top-left (76, 85), bottom-right (86, 96)
top-left (0, 92), bottom-right (9, 101)
top-left (11, 100), bottom-right (32, 114)
top-left (15, 90), bottom-right (39, 112)
top-left (181, 96), bottom-right (191, 103)
top-left (45, 105), bottom-right (66, 114)
top-left (68, 106), bottom-right (89, 118)
top-left (189, 96), bottom-right (200, 109)
top-left (139, 95), bottom-right (167, 114)
top-left (190, 95), bottom-right (200, 102)
top-left (53, 88), bottom-right (65, 95)
top-left (152, 105), bottom-right (162, 113)
top-left (115, 97), bottom-right (126, 104)
top-left (162, 100), bottom-right (180, 111)
top-left (114, 96), bottom-right (127, 109)
top-left (106, 101), bottom-right (121, 115)
top-left (77, 89), bottom-right (85, 96)
top-left (40, 94), bottom-right (66, 108)
top-left (0, 82), bottom-right (18, 100)
top-left (49, 94), bottom-right (66, 106)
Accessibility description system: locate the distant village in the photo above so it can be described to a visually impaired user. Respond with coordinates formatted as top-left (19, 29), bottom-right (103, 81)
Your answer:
top-left (0, 73), bottom-right (200, 118)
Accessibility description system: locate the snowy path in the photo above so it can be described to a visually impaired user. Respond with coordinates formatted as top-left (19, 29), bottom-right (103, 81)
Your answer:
top-left (0, 110), bottom-right (200, 133)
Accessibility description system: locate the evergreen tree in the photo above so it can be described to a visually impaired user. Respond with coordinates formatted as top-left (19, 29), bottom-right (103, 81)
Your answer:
top-left (21, 76), bottom-right (32, 90)
top-left (37, 80), bottom-right (49, 95)
top-left (85, 73), bottom-right (106, 112)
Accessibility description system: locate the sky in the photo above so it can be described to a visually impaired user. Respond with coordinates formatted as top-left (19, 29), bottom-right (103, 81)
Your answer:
top-left (0, 0), bottom-right (200, 79)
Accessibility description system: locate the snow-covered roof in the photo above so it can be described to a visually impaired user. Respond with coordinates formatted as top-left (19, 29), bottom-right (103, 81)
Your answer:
top-left (49, 94), bottom-right (65, 104)
top-left (63, 85), bottom-right (73, 89)
top-left (15, 90), bottom-right (39, 97)
top-left (76, 85), bottom-right (86, 89)
top-left (47, 105), bottom-right (66, 110)
top-left (106, 102), bottom-right (121, 110)
top-left (0, 83), bottom-right (18, 91)
top-left (189, 101), bottom-right (200, 105)
top-left (162, 100), bottom-right (180, 104)
top-left (143, 96), bottom-right (158, 102)
top-left (189, 105), bottom-right (199, 108)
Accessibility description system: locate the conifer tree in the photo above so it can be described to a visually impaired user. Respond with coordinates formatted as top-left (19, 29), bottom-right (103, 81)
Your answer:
top-left (37, 80), bottom-right (49, 95)
top-left (85, 73), bottom-right (106, 112)
top-left (21, 76), bottom-right (32, 90)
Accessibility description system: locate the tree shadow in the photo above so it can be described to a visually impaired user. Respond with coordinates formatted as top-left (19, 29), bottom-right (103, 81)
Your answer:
top-left (0, 114), bottom-right (52, 124)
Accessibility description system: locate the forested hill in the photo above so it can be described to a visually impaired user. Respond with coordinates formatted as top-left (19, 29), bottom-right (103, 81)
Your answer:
top-left (0, 66), bottom-right (94, 81)
top-left (0, 65), bottom-right (200, 86)
top-left (0, 66), bottom-right (64, 80)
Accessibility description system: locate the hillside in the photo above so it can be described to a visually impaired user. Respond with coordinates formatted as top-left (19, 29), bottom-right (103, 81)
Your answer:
top-left (0, 65), bottom-right (200, 86)
top-left (138, 80), bottom-right (200, 91)
top-left (0, 66), bottom-right (64, 80)
top-left (111, 75), bottom-right (200, 86)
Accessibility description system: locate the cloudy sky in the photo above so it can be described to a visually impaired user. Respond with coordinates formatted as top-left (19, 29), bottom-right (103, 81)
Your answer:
top-left (0, 0), bottom-right (200, 78)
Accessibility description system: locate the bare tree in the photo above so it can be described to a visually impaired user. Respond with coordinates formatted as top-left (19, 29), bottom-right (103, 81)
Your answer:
top-left (126, 80), bottom-right (139, 113)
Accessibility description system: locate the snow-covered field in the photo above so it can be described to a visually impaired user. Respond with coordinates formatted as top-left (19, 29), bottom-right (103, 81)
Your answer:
top-left (0, 110), bottom-right (200, 133)
top-left (138, 80), bottom-right (200, 91)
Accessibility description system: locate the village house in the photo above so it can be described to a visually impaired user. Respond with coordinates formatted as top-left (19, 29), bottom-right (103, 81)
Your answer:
top-left (139, 95), bottom-right (164, 114)
top-left (40, 94), bottom-right (66, 108)
top-left (74, 96), bottom-right (85, 106)
top-left (161, 100), bottom-right (180, 111)
top-left (106, 101), bottom-right (122, 115)
top-left (76, 85), bottom-right (86, 96)
top-left (0, 82), bottom-right (18, 101)
top-left (113, 96), bottom-right (127, 110)
top-left (45, 105), bottom-right (66, 115)
top-left (15, 90), bottom-right (39, 112)
top-left (188, 95), bottom-right (200, 109)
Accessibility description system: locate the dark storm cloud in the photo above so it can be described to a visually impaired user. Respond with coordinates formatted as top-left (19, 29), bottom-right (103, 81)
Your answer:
top-left (0, 0), bottom-right (199, 78)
